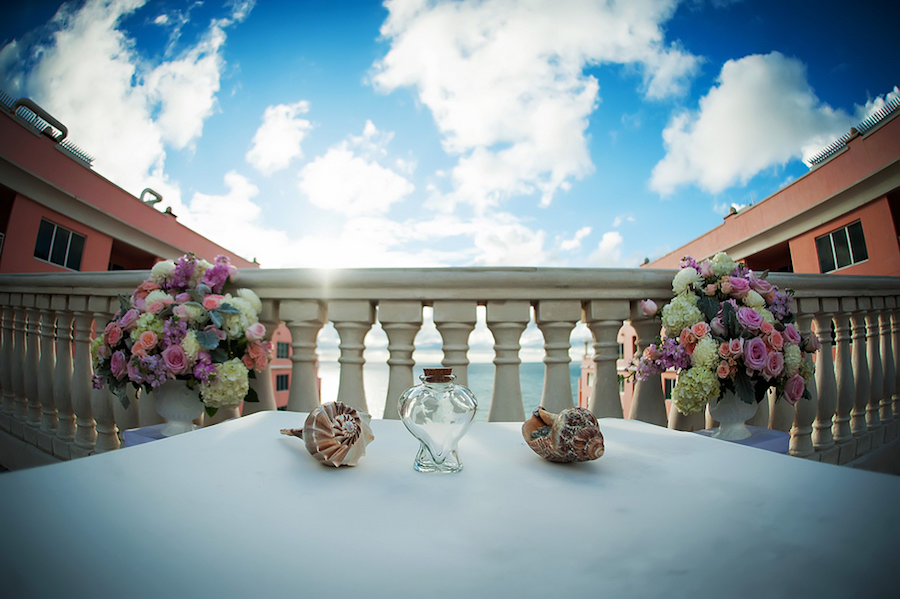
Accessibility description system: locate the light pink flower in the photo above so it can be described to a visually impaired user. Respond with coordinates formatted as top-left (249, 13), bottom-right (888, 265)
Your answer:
top-left (728, 338), bottom-right (744, 357)
top-left (719, 342), bottom-right (730, 359)
top-left (699, 260), bottom-right (715, 278)
top-left (97, 344), bottom-right (111, 361)
top-left (175, 292), bottom-right (192, 304)
top-left (691, 322), bottom-right (710, 339)
top-left (202, 294), bottom-right (224, 311)
top-left (162, 345), bottom-right (191, 375)
top-left (749, 275), bottom-right (774, 295)
top-left (110, 351), bottom-right (127, 380)
top-left (704, 284), bottom-right (717, 296)
top-left (767, 330), bottom-right (784, 352)
top-left (728, 276), bottom-right (751, 298)
top-left (803, 333), bottom-right (821, 353)
top-left (147, 301), bottom-right (166, 314)
top-left (716, 362), bottom-right (732, 379)
top-left (783, 323), bottom-right (801, 345)
top-left (137, 331), bottom-right (158, 352)
top-left (710, 316), bottom-right (726, 337)
top-left (763, 351), bottom-right (784, 380)
top-left (105, 323), bottom-right (123, 347)
top-left (759, 320), bottom-right (774, 335)
top-left (744, 337), bottom-right (768, 372)
top-left (118, 309), bottom-right (140, 330)
top-left (783, 374), bottom-right (806, 404)
top-left (245, 322), bottom-right (266, 342)
top-left (737, 307), bottom-right (763, 332)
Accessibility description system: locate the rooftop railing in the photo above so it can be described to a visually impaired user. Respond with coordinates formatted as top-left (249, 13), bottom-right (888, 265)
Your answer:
top-left (1, 267), bottom-right (898, 470)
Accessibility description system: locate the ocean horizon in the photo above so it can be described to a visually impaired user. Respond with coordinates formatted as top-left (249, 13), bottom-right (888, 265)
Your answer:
top-left (317, 361), bottom-right (584, 421)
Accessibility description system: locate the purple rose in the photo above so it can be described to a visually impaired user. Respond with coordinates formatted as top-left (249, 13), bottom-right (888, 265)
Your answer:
top-left (783, 323), bottom-right (801, 345)
top-left (763, 351), bottom-right (784, 380)
top-left (699, 260), bottom-right (715, 278)
top-left (118, 308), bottom-right (140, 330)
top-left (710, 315), bottom-right (727, 337)
top-left (728, 276), bottom-right (751, 298)
top-left (110, 350), bottom-right (127, 380)
top-left (783, 374), bottom-right (805, 405)
top-left (749, 274), bottom-right (774, 295)
top-left (639, 299), bottom-right (658, 318)
top-left (162, 345), bottom-right (191, 376)
top-left (743, 337), bottom-right (768, 372)
top-left (736, 307), bottom-right (763, 332)
top-left (803, 333), bottom-right (821, 353)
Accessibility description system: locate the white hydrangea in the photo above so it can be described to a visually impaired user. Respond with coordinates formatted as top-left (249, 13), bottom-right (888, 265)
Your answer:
top-left (182, 331), bottom-right (200, 362)
top-left (672, 368), bottom-right (720, 414)
top-left (150, 260), bottom-right (175, 284)
top-left (190, 259), bottom-right (213, 288)
top-left (200, 358), bottom-right (249, 409)
top-left (783, 344), bottom-right (801, 378)
top-left (710, 252), bottom-right (737, 277)
top-left (661, 293), bottom-right (703, 335)
top-left (237, 288), bottom-right (262, 314)
top-left (672, 267), bottom-right (701, 295)
top-left (144, 289), bottom-right (173, 305)
top-left (754, 307), bottom-right (776, 325)
top-left (222, 296), bottom-right (257, 338)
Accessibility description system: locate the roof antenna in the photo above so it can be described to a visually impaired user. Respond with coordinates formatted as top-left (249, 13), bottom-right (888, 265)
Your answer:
top-left (140, 188), bottom-right (163, 205)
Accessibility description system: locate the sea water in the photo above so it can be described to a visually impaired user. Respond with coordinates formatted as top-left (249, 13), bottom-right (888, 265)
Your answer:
top-left (317, 361), bottom-right (583, 421)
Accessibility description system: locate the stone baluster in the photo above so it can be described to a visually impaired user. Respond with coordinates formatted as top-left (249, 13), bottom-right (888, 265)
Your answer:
top-left (331, 300), bottom-right (375, 413)
top-left (281, 300), bottom-right (327, 412)
top-left (486, 300), bottom-right (529, 422)
top-left (23, 296), bottom-right (43, 444)
top-left (769, 391), bottom-right (796, 432)
top-left (433, 301), bottom-right (477, 388)
top-left (879, 297), bottom-right (895, 424)
top-left (535, 300), bottom-right (579, 414)
top-left (10, 295), bottom-right (28, 438)
top-left (790, 302), bottom-right (818, 458)
top-left (90, 297), bottom-right (119, 452)
top-left (865, 298), bottom-right (883, 431)
top-left (36, 295), bottom-right (58, 453)
top-left (51, 297), bottom-right (76, 459)
top-left (379, 301), bottom-right (423, 419)
top-left (243, 299), bottom-right (279, 415)
top-left (831, 299), bottom-right (855, 445)
top-left (0, 295), bottom-right (14, 431)
top-left (812, 301), bottom-right (837, 455)
top-left (629, 303), bottom-right (668, 427)
top-left (583, 300), bottom-right (628, 419)
top-left (70, 296), bottom-right (96, 457)
top-left (893, 299), bottom-right (900, 419)
top-left (850, 299), bottom-right (871, 438)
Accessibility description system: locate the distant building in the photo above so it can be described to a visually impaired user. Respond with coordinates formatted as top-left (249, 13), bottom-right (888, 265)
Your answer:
top-left (0, 92), bottom-right (294, 408)
top-left (582, 99), bottom-right (900, 418)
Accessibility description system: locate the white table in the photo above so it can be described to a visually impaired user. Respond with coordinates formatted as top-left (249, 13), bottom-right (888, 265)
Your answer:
top-left (1, 411), bottom-right (897, 598)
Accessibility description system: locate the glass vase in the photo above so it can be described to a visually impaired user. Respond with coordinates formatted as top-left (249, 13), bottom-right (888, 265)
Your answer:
top-left (398, 368), bottom-right (477, 473)
top-left (153, 379), bottom-right (204, 436)
top-left (708, 389), bottom-right (758, 441)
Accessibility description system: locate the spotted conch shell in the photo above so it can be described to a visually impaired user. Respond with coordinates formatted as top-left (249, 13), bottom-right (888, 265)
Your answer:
top-left (522, 406), bottom-right (604, 463)
top-left (280, 401), bottom-right (375, 467)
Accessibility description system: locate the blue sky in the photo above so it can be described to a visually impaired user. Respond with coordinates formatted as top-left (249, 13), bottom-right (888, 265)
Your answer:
top-left (1, 0), bottom-right (898, 270)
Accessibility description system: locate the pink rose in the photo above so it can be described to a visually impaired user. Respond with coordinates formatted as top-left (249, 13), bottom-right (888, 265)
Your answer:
top-left (118, 309), bottom-right (140, 330)
top-left (691, 322), bottom-right (710, 339)
top-left (174, 305), bottom-right (190, 320)
top-left (202, 294), bottom-right (225, 310)
top-left (699, 260), bottom-right (715, 278)
top-left (105, 323), bottom-right (123, 347)
top-left (716, 362), bottom-right (732, 379)
top-left (783, 374), bottom-right (806, 405)
top-left (803, 333), bottom-right (821, 353)
top-left (242, 354), bottom-right (256, 371)
top-left (759, 320), bottom-right (774, 335)
top-left (783, 323), bottom-right (801, 345)
top-left (96, 344), bottom-right (111, 361)
top-left (767, 330), bottom-right (784, 352)
top-left (245, 322), bottom-right (266, 342)
top-left (704, 284), bottom-right (717, 296)
top-left (728, 338), bottom-right (744, 357)
top-left (749, 275), bottom-right (774, 295)
top-left (162, 345), bottom-right (190, 375)
top-left (204, 325), bottom-right (227, 341)
top-left (737, 307), bottom-right (763, 332)
top-left (147, 301), bottom-right (166, 314)
top-left (720, 279), bottom-right (733, 296)
top-left (743, 337), bottom-right (768, 372)
top-left (175, 292), bottom-right (192, 304)
top-left (137, 330), bottom-right (158, 352)
top-left (719, 342), bottom-right (730, 359)
top-left (763, 351), bottom-right (784, 380)
top-left (110, 350), bottom-right (127, 380)
top-left (710, 316), bottom-right (726, 337)
top-left (679, 328), bottom-right (697, 355)
top-left (728, 276), bottom-right (751, 298)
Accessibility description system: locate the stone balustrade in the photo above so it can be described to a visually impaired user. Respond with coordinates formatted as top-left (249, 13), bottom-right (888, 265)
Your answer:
top-left (0, 267), bottom-right (898, 470)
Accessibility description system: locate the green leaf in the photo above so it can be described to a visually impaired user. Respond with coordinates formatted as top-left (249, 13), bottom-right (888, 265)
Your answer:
top-left (209, 347), bottom-right (229, 363)
top-left (205, 406), bottom-right (218, 418)
top-left (209, 309), bottom-right (224, 329)
top-left (118, 294), bottom-right (131, 316)
top-left (734, 370), bottom-right (756, 404)
top-left (696, 295), bottom-right (720, 322)
top-left (217, 302), bottom-right (242, 314)
top-left (195, 329), bottom-right (220, 350)
top-left (244, 387), bottom-right (259, 403)
top-left (721, 301), bottom-right (739, 338)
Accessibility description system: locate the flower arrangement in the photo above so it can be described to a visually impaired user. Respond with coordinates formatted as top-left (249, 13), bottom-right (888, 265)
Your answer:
top-left (629, 252), bottom-right (819, 415)
top-left (91, 254), bottom-right (272, 415)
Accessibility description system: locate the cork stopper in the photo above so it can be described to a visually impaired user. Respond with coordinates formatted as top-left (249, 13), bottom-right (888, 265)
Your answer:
top-left (422, 368), bottom-right (453, 383)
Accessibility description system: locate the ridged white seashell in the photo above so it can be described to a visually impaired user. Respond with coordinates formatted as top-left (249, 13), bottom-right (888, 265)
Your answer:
top-left (281, 401), bottom-right (375, 467)
top-left (521, 406), bottom-right (604, 463)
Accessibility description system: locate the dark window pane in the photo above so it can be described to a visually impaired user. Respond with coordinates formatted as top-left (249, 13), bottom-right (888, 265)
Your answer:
top-left (34, 220), bottom-right (54, 261)
top-left (276, 374), bottom-right (290, 392)
top-left (847, 221), bottom-right (868, 263)
top-left (49, 227), bottom-right (70, 266)
top-left (66, 233), bottom-right (85, 270)
top-left (277, 342), bottom-right (290, 359)
top-left (832, 229), bottom-right (851, 269)
top-left (816, 235), bottom-right (835, 272)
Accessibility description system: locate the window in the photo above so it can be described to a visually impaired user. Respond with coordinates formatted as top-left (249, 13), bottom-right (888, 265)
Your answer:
top-left (664, 378), bottom-right (676, 400)
top-left (276, 342), bottom-right (290, 359)
top-left (34, 219), bottom-right (85, 270)
top-left (276, 374), bottom-right (289, 392)
top-left (617, 343), bottom-right (624, 360)
top-left (815, 220), bottom-right (868, 273)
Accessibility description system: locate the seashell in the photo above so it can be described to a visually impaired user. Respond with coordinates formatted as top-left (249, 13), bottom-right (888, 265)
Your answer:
top-left (521, 406), bottom-right (604, 463)
top-left (280, 401), bottom-right (375, 467)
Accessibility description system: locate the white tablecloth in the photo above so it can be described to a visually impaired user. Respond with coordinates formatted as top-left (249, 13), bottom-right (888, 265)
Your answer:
top-left (1, 411), bottom-right (897, 598)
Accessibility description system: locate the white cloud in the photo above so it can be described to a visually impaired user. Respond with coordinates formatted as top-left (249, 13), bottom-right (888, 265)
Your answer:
top-left (246, 100), bottom-right (313, 175)
top-left (0, 0), bottom-right (251, 197)
top-left (372, 0), bottom-right (698, 212)
top-left (560, 226), bottom-right (592, 251)
top-left (298, 121), bottom-right (414, 216)
top-left (649, 52), bottom-right (856, 195)
top-left (612, 215), bottom-right (635, 227)
top-left (589, 231), bottom-right (625, 266)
